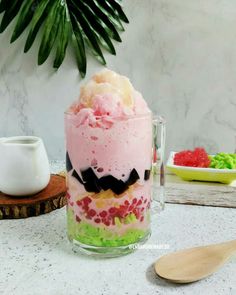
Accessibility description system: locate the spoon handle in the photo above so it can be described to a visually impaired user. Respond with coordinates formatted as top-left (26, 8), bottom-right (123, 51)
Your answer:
top-left (219, 240), bottom-right (236, 256)
top-left (226, 239), bottom-right (236, 251)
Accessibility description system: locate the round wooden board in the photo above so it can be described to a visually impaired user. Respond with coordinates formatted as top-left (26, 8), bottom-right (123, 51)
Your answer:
top-left (0, 174), bottom-right (67, 219)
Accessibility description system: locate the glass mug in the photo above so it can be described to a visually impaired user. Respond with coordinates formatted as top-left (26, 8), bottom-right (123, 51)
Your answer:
top-left (65, 112), bottom-right (165, 257)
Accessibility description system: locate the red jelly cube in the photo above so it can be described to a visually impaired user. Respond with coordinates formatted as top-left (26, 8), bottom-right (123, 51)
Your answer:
top-left (94, 218), bottom-right (101, 223)
top-left (99, 210), bottom-right (107, 218)
top-left (87, 209), bottom-right (96, 218)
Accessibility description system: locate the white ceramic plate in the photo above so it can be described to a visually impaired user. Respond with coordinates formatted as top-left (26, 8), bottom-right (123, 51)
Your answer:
top-left (166, 152), bottom-right (236, 184)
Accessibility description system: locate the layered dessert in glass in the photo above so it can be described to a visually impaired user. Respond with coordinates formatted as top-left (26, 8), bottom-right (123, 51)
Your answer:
top-left (65, 69), bottom-right (152, 256)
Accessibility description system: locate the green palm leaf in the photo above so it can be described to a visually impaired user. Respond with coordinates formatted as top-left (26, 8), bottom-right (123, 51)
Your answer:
top-left (96, 0), bottom-right (125, 31)
top-left (24, 0), bottom-right (52, 53)
top-left (38, 1), bottom-right (63, 65)
top-left (0, 0), bottom-right (10, 14)
top-left (70, 12), bottom-right (86, 77)
top-left (83, 0), bottom-right (122, 42)
top-left (69, 0), bottom-right (106, 65)
top-left (72, 0), bottom-right (116, 55)
top-left (0, 0), bottom-right (129, 77)
top-left (107, 0), bottom-right (129, 23)
top-left (53, 6), bottom-right (71, 69)
top-left (10, 0), bottom-right (36, 43)
top-left (0, 0), bottom-right (24, 33)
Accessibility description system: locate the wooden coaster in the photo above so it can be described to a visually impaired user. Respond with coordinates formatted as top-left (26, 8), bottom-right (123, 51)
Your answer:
top-left (0, 174), bottom-right (67, 219)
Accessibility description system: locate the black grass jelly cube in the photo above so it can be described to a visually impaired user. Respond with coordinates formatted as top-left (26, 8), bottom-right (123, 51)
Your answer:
top-left (126, 168), bottom-right (140, 186)
top-left (66, 152), bottom-right (73, 172)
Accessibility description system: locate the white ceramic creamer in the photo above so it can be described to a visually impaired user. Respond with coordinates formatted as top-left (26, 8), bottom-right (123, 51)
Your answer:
top-left (0, 136), bottom-right (50, 196)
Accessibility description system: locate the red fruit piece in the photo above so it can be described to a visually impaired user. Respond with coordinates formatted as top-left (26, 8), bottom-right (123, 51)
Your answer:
top-left (174, 147), bottom-right (210, 168)
top-left (76, 200), bottom-right (82, 206)
top-left (108, 207), bottom-right (117, 215)
top-left (124, 200), bottom-right (130, 206)
top-left (133, 208), bottom-right (140, 219)
top-left (94, 218), bottom-right (101, 223)
top-left (107, 215), bottom-right (113, 222)
top-left (137, 200), bottom-right (142, 206)
top-left (83, 206), bottom-right (89, 213)
top-left (81, 196), bottom-right (92, 212)
top-left (132, 198), bottom-right (137, 204)
top-left (83, 196), bottom-right (92, 205)
top-left (87, 209), bottom-right (96, 218)
top-left (117, 205), bottom-right (127, 218)
top-left (128, 205), bottom-right (134, 212)
top-left (99, 210), bottom-right (107, 218)
top-left (102, 217), bottom-right (110, 226)
top-left (104, 220), bottom-right (110, 226)
top-left (140, 216), bottom-right (144, 222)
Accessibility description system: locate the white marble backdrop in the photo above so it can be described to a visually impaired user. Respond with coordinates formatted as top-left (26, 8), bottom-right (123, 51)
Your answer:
top-left (0, 0), bottom-right (236, 160)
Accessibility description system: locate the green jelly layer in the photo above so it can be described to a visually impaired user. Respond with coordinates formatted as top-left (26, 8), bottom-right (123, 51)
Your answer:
top-left (67, 208), bottom-right (149, 247)
top-left (209, 153), bottom-right (236, 169)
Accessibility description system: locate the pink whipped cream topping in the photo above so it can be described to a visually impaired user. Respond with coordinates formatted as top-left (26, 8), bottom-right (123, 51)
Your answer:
top-left (67, 69), bottom-right (150, 128)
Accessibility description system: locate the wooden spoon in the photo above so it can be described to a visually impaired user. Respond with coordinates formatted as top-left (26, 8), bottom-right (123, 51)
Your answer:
top-left (154, 240), bottom-right (236, 283)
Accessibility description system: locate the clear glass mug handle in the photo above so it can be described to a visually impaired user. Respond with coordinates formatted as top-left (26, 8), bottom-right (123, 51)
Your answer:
top-left (151, 115), bottom-right (166, 214)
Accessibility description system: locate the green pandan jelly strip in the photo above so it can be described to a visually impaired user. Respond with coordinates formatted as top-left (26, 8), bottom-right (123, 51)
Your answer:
top-left (74, 222), bottom-right (146, 247)
top-left (129, 213), bottom-right (137, 222)
top-left (124, 213), bottom-right (137, 224)
top-left (67, 208), bottom-right (147, 247)
top-left (209, 153), bottom-right (236, 169)
top-left (114, 217), bottom-right (122, 228)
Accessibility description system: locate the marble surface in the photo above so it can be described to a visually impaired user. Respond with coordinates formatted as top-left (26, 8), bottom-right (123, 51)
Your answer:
top-left (1, 1), bottom-right (236, 159)
top-left (1, 204), bottom-right (236, 294)
top-left (0, 162), bottom-right (236, 295)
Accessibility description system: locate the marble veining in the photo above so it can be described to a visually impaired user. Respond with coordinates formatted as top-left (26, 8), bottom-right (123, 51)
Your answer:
top-left (0, 0), bottom-right (236, 159)
top-left (0, 65), bottom-right (33, 136)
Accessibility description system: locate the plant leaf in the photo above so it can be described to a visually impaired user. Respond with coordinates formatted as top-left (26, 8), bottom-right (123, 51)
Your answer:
top-left (24, 0), bottom-right (52, 53)
top-left (38, 1), bottom-right (63, 65)
top-left (0, 0), bottom-right (10, 14)
top-left (0, 0), bottom-right (24, 33)
top-left (96, 0), bottom-right (125, 31)
top-left (96, 0), bottom-right (119, 20)
top-left (106, 0), bottom-right (129, 23)
top-left (0, 0), bottom-right (129, 77)
top-left (83, 0), bottom-right (121, 42)
top-left (69, 0), bottom-right (106, 65)
top-left (10, 0), bottom-right (36, 43)
top-left (53, 5), bottom-right (71, 69)
top-left (70, 12), bottom-right (86, 77)
top-left (73, 0), bottom-right (116, 55)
